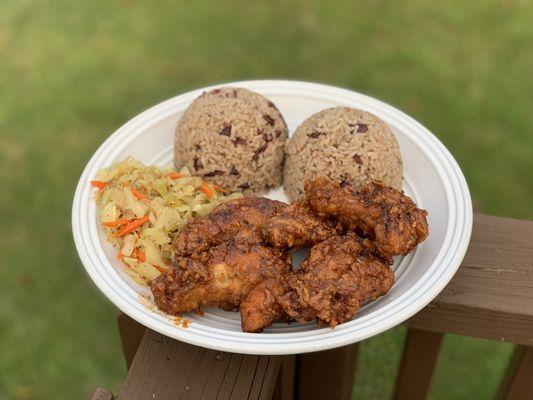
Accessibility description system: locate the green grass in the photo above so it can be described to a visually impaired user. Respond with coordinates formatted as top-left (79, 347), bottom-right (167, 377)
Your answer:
top-left (1, 0), bottom-right (532, 398)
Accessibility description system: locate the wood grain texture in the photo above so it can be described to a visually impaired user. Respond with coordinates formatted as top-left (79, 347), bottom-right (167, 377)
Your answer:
top-left (272, 356), bottom-right (295, 400)
top-left (117, 313), bottom-right (147, 369)
top-left (296, 344), bottom-right (358, 400)
top-left (495, 345), bottom-right (533, 400)
top-left (407, 214), bottom-right (533, 345)
top-left (88, 387), bottom-right (114, 400)
top-left (393, 329), bottom-right (443, 400)
top-left (117, 329), bottom-right (281, 400)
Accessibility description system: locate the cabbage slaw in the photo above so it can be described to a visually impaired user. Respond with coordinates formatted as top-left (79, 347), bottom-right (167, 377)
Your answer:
top-left (91, 158), bottom-right (242, 285)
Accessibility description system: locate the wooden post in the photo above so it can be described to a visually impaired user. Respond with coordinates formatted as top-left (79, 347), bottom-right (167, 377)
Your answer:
top-left (295, 344), bottom-right (359, 400)
top-left (117, 313), bottom-right (146, 369)
top-left (495, 345), bottom-right (533, 400)
top-left (393, 328), bottom-right (443, 400)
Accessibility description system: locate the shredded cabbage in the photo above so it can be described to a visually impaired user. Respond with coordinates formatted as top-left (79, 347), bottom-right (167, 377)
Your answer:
top-left (93, 157), bottom-right (242, 285)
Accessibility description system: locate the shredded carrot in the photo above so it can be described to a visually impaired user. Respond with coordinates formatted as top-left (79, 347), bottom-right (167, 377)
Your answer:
top-left (102, 218), bottom-right (130, 228)
top-left (134, 248), bottom-right (146, 262)
top-left (200, 183), bottom-right (215, 198)
top-left (212, 184), bottom-right (228, 193)
top-left (131, 188), bottom-right (151, 201)
top-left (153, 265), bottom-right (166, 273)
top-left (167, 172), bottom-right (186, 179)
top-left (114, 216), bottom-right (149, 237)
top-left (91, 180), bottom-right (107, 189)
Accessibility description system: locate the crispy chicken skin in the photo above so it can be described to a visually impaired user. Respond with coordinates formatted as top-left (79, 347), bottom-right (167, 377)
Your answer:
top-left (151, 238), bottom-right (292, 315)
top-left (173, 197), bottom-right (287, 256)
top-left (261, 200), bottom-right (341, 249)
top-left (240, 279), bottom-right (289, 333)
top-left (285, 235), bottom-right (394, 326)
top-left (240, 235), bottom-right (394, 332)
top-left (305, 177), bottom-right (428, 257)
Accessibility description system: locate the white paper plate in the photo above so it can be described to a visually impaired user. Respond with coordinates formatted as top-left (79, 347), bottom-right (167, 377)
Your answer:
top-left (72, 80), bottom-right (472, 355)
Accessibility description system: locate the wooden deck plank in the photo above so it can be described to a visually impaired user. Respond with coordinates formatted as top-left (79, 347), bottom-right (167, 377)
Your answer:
top-left (407, 214), bottom-right (533, 345)
top-left (117, 329), bottom-right (280, 400)
top-left (246, 356), bottom-right (270, 400)
top-left (249, 356), bottom-right (282, 400)
top-left (258, 357), bottom-right (284, 400)
top-left (215, 353), bottom-right (245, 399)
top-left (393, 328), bottom-right (443, 400)
top-left (296, 344), bottom-right (358, 400)
top-left (226, 355), bottom-right (260, 399)
top-left (272, 356), bottom-right (295, 400)
top-left (181, 348), bottom-right (231, 400)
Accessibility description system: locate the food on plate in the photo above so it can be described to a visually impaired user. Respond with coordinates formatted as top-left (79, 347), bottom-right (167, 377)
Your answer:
top-left (149, 176), bottom-right (428, 332)
top-left (173, 197), bottom-right (286, 256)
top-left (239, 279), bottom-right (289, 333)
top-left (174, 87), bottom-right (288, 195)
top-left (151, 197), bottom-right (290, 314)
top-left (305, 177), bottom-right (428, 257)
top-left (241, 235), bottom-right (394, 332)
top-left (92, 158), bottom-right (242, 285)
top-left (93, 93), bottom-right (428, 332)
top-left (151, 235), bottom-right (292, 315)
top-left (283, 107), bottom-right (403, 200)
top-left (261, 200), bottom-right (341, 250)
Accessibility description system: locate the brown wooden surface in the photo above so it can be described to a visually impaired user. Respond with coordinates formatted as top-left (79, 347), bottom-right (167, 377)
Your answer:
top-left (272, 356), bottom-right (295, 400)
top-left (495, 345), bottom-right (533, 400)
top-left (393, 328), bottom-right (443, 400)
top-left (406, 214), bottom-right (533, 346)
top-left (296, 344), bottom-right (358, 400)
top-left (88, 387), bottom-right (114, 400)
top-left (117, 313), bottom-right (146, 369)
top-left (117, 329), bottom-right (281, 400)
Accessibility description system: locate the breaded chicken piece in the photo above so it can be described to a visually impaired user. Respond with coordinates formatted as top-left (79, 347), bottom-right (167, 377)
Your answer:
top-left (282, 235), bottom-right (394, 326)
top-left (173, 197), bottom-right (287, 256)
top-left (240, 235), bottom-right (394, 332)
top-left (151, 237), bottom-right (292, 315)
top-left (240, 279), bottom-right (289, 333)
top-left (305, 177), bottom-right (428, 257)
top-left (261, 200), bottom-right (341, 249)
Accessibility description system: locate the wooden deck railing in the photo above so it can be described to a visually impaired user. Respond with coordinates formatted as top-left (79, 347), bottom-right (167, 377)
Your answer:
top-left (89, 213), bottom-right (533, 400)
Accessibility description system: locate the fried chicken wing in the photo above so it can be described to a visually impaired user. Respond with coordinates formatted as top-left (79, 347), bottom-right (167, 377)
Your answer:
top-left (240, 235), bottom-right (394, 332)
top-left (305, 177), bottom-right (428, 256)
top-left (261, 200), bottom-right (341, 249)
top-left (173, 197), bottom-right (286, 256)
top-left (151, 238), bottom-right (292, 315)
